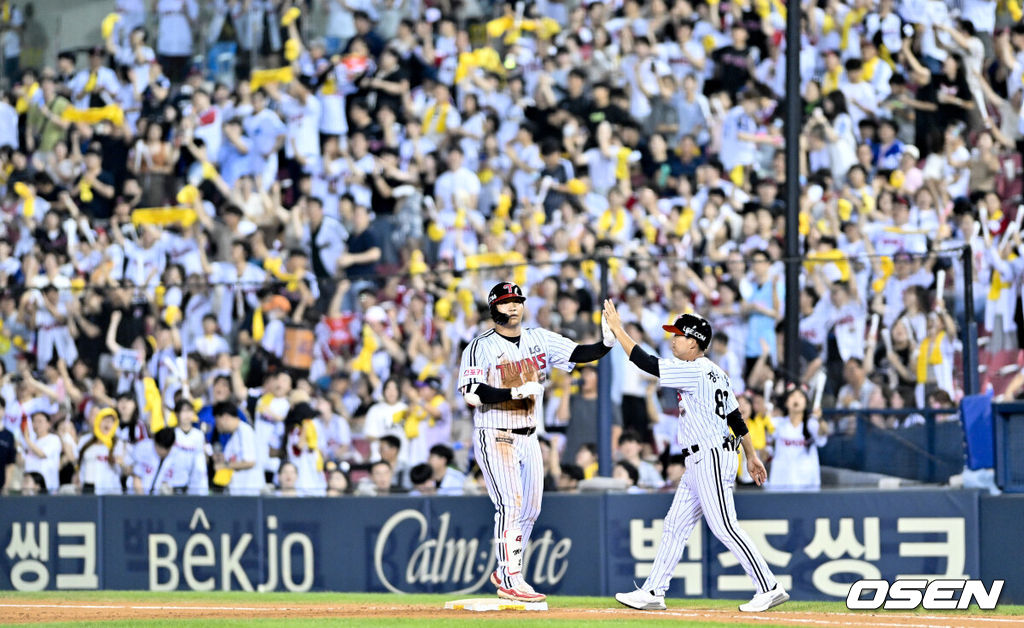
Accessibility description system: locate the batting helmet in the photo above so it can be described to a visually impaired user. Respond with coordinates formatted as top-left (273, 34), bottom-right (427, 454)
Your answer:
top-left (662, 313), bottom-right (713, 351)
top-left (488, 282), bottom-right (525, 325)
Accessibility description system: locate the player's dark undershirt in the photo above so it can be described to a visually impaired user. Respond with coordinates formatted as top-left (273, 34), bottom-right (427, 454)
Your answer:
top-left (498, 331), bottom-right (611, 363)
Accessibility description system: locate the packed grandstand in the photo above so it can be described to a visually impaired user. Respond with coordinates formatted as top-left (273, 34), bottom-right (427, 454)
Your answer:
top-left (0, 0), bottom-right (1022, 497)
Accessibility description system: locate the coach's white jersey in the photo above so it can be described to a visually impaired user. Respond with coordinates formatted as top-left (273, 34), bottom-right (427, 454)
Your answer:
top-left (658, 356), bottom-right (736, 449)
top-left (459, 327), bottom-right (577, 430)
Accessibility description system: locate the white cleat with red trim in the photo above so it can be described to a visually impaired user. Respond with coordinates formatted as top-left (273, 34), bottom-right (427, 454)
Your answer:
top-left (496, 580), bottom-right (547, 603)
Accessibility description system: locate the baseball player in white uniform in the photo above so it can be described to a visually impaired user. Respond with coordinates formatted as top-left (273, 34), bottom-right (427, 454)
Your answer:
top-left (603, 302), bottom-right (789, 613)
top-left (459, 282), bottom-right (616, 603)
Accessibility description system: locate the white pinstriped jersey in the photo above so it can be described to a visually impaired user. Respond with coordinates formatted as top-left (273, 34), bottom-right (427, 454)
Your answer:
top-left (658, 356), bottom-right (737, 449)
top-left (459, 327), bottom-right (577, 429)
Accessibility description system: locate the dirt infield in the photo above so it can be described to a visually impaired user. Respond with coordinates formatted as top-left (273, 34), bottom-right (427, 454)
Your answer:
top-left (1, 600), bottom-right (1022, 627)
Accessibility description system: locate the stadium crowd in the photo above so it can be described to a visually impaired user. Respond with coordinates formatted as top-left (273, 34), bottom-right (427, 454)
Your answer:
top-left (0, 0), bottom-right (1023, 497)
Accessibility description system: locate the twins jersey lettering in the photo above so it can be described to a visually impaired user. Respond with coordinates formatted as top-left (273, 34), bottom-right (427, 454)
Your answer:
top-left (459, 324), bottom-right (579, 594)
top-left (458, 327), bottom-right (577, 430)
top-left (658, 356), bottom-right (737, 449)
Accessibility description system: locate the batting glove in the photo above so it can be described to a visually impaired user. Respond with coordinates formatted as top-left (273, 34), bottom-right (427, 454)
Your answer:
top-left (512, 381), bottom-right (545, 399)
top-left (601, 314), bottom-right (617, 347)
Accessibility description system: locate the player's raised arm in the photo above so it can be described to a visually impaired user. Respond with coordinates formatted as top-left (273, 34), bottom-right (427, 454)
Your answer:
top-left (560, 311), bottom-right (617, 364)
top-left (603, 299), bottom-right (660, 377)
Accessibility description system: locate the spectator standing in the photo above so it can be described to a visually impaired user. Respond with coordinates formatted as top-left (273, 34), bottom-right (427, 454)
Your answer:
top-left (214, 401), bottom-right (263, 495)
top-left (739, 250), bottom-right (782, 377)
top-left (22, 412), bottom-right (61, 494)
top-left (155, 0), bottom-right (199, 83)
top-left (77, 409), bottom-right (126, 495)
top-left (767, 389), bottom-right (828, 491)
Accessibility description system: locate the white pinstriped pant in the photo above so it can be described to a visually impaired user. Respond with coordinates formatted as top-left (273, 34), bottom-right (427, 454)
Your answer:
top-left (644, 444), bottom-right (777, 596)
top-left (474, 427), bottom-right (543, 588)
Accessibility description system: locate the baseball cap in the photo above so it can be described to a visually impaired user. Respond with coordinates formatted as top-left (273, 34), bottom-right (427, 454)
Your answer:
top-left (266, 295), bottom-right (292, 314)
top-left (487, 282), bottom-right (525, 306)
top-left (364, 305), bottom-right (387, 323)
top-left (415, 377), bottom-right (441, 390)
top-left (662, 313), bottom-right (713, 351)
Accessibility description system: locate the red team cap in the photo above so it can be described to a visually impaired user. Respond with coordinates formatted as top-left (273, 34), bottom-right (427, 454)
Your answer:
top-left (488, 282), bottom-right (526, 306)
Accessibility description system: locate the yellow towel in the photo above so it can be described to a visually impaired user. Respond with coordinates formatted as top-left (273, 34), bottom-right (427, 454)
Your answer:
top-left (163, 305), bottom-right (182, 326)
top-left (302, 420), bottom-right (322, 471)
top-left (263, 257), bottom-right (301, 291)
top-left (93, 408), bottom-right (119, 450)
top-left (730, 165), bottom-right (745, 187)
top-left (13, 181), bottom-right (34, 218)
top-left (805, 249), bottom-right (850, 281)
top-left (879, 44), bottom-right (897, 70)
top-left (989, 253), bottom-right (1018, 301)
top-left (15, 82), bottom-right (39, 114)
top-left (83, 71), bottom-right (98, 94)
top-left (61, 104), bottom-right (125, 126)
top-left (1004, 0), bottom-right (1023, 22)
top-left (840, 9), bottom-right (868, 52)
top-left (144, 377), bottom-right (175, 433)
top-left (132, 206), bottom-right (198, 227)
top-left (201, 161), bottom-right (219, 180)
top-left (427, 222), bottom-right (445, 242)
top-left (350, 325), bottom-right (379, 373)
top-left (872, 256), bottom-right (894, 293)
top-left (455, 47), bottom-right (505, 83)
top-left (409, 250), bottom-right (429, 275)
top-left (675, 207), bottom-right (694, 236)
top-left (252, 307), bottom-right (265, 342)
top-left (615, 146), bottom-right (633, 181)
top-left (862, 56), bottom-right (880, 82)
top-left (823, 66), bottom-right (842, 95)
top-left (284, 38), bottom-right (300, 62)
top-left (281, 6), bottom-right (301, 26)
top-left (916, 331), bottom-right (945, 384)
top-left (250, 67), bottom-right (294, 91)
top-left (422, 101), bottom-right (450, 135)
top-left (175, 185), bottom-right (200, 205)
top-left (434, 297), bottom-right (453, 321)
top-left (598, 208), bottom-right (626, 237)
top-left (101, 13), bottom-right (120, 40)
top-left (212, 468), bottom-right (234, 486)
top-left (402, 405), bottom-right (429, 439)
top-left (566, 178), bottom-right (587, 195)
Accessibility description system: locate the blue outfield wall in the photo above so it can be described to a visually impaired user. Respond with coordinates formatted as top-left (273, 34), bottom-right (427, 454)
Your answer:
top-left (1, 489), bottom-right (1018, 602)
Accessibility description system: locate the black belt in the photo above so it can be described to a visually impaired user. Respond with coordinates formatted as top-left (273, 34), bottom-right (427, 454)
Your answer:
top-left (501, 427), bottom-right (536, 436)
top-left (681, 436), bottom-right (738, 460)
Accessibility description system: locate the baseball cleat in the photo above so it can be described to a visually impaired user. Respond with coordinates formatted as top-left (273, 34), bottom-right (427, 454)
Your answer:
top-left (489, 570), bottom-right (501, 588)
top-left (615, 588), bottom-right (667, 610)
top-left (739, 584), bottom-right (789, 612)
top-left (496, 581), bottom-right (547, 603)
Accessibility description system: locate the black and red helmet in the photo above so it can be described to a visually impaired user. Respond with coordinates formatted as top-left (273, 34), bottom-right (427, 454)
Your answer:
top-left (487, 282), bottom-right (525, 306)
top-left (488, 282), bottom-right (525, 324)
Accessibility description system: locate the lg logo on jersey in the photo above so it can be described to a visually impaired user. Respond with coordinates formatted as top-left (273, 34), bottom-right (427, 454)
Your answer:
top-left (846, 579), bottom-right (1004, 610)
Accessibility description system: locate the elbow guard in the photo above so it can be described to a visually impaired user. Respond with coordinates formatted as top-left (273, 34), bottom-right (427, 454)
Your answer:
top-left (726, 408), bottom-right (749, 438)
